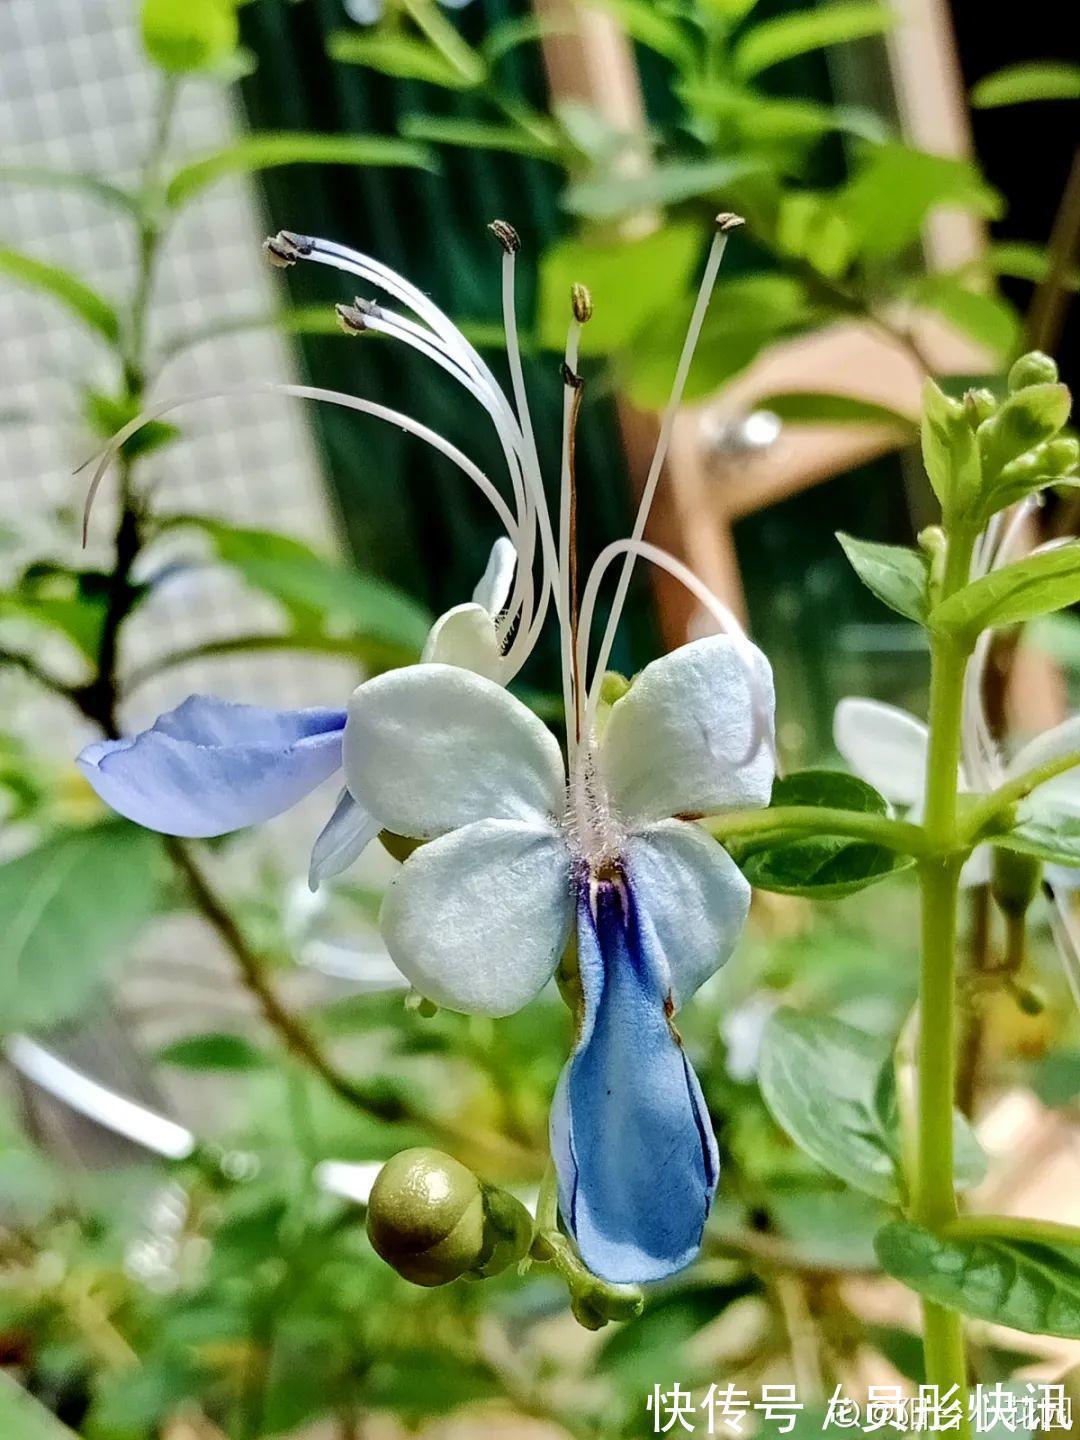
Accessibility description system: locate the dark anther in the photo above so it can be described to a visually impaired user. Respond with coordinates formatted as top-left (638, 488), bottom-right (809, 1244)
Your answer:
top-left (714, 212), bottom-right (746, 233)
top-left (571, 283), bottom-right (593, 324)
top-left (336, 302), bottom-right (369, 335)
top-left (488, 219), bottom-right (520, 254)
top-left (263, 230), bottom-right (313, 268)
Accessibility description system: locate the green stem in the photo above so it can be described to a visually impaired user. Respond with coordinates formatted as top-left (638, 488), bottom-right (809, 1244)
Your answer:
top-left (963, 748), bottom-right (1080, 841)
top-left (913, 524), bottom-right (978, 1426)
top-left (702, 806), bottom-right (930, 856)
top-left (945, 1214), bottom-right (1080, 1247)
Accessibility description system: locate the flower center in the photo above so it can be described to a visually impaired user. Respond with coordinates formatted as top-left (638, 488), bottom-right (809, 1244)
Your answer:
top-left (565, 742), bottom-right (625, 871)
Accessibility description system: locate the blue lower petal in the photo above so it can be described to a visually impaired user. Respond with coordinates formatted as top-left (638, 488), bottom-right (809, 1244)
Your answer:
top-left (78, 696), bottom-right (346, 838)
top-left (550, 874), bottom-right (720, 1284)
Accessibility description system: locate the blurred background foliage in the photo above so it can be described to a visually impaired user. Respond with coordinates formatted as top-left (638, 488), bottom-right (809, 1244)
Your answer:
top-left (2, 0), bottom-right (1080, 1435)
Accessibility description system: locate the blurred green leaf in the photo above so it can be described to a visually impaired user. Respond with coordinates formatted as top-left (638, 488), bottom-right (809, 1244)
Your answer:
top-left (0, 248), bottom-right (119, 344)
top-left (537, 224), bottom-right (700, 354)
top-left (158, 1032), bottom-right (267, 1070)
top-left (171, 516), bottom-right (432, 661)
top-left (931, 545), bottom-right (1080, 638)
top-left (993, 817), bottom-right (1080, 868)
top-left (738, 770), bottom-right (915, 897)
top-left (85, 390), bottom-right (181, 462)
top-left (921, 376), bottom-right (980, 514)
top-left (0, 1373), bottom-right (80, 1439)
top-left (1031, 1051), bottom-right (1080, 1107)
top-left (837, 533), bottom-right (929, 623)
top-left (774, 189), bottom-right (857, 276)
top-left (977, 241), bottom-right (1080, 290)
top-left (911, 275), bottom-right (1020, 360)
top-left (0, 166), bottom-right (137, 214)
top-left (399, 113), bottom-right (559, 159)
top-left (733, 1), bottom-right (893, 77)
top-left (0, 821), bottom-right (165, 1031)
top-left (481, 16), bottom-right (573, 63)
top-left (563, 156), bottom-right (761, 220)
top-left (585, 0), bottom-right (696, 68)
top-left (971, 62), bottom-right (1080, 109)
top-left (0, 564), bottom-right (112, 661)
top-left (876, 1221), bottom-right (1080, 1337)
top-left (839, 144), bottom-right (1002, 260)
top-left (165, 133), bottom-right (433, 208)
top-left (764, 392), bottom-right (914, 428)
top-left (328, 29), bottom-right (485, 88)
top-left (141, 0), bottom-right (238, 74)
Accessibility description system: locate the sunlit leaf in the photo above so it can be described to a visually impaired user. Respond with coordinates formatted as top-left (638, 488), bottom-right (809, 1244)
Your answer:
top-left (0, 247), bottom-right (119, 344)
top-left (837, 533), bottom-right (929, 623)
top-left (733, 1), bottom-right (893, 77)
top-left (328, 29), bottom-right (486, 88)
top-left (839, 144), bottom-right (1002, 260)
top-left (762, 392), bottom-right (914, 429)
top-left (141, 0), bottom-right (238, 74)
top-left (166, 133), bottom-right (433, 208)
top-left (971, 62), bottom-right (1080, 109)
top-left (399, 113), bottom-right (559, 159)
top-left (876, 1221), bottom-right (1080, 1337)
top-left (0, 822), bottom-right (165, 1031)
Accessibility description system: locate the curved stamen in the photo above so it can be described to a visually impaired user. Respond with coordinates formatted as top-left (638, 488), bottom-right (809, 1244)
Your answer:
top-left (585, 215), bottom-right (742, 695)
top-left (559, 301), bottom-right (586, 758)
top-left (577, 536), bottom-right (774, 764)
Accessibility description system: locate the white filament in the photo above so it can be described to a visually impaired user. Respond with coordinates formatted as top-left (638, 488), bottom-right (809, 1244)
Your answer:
top-left (559, 317), bottom-right (583, 759)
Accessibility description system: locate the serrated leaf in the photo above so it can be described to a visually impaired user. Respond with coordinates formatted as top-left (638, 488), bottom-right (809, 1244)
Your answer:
top-left (328, 30), bottom-right (486, 88)
top-left (759, 1011), bottom-right (984, 1201)
top-left (165, 133), bottom-right (433, 207)
top-left (0, 247), bottom-right (119, 343)
top-left (876, 1221), bottom-right (1080, 1337)
top-left (158, 1032), bottom-right (267, 1070)
top-left (0, 822), bottom-right (164, 1031)
top-left (398, 113), bottom-right (559, 159)
top-left (931, 544), bottom-right (1080, 638)
top-left (972, 62), bottom-right (1080, 108)
top-left (733, 2), bottom-right (892, 77)
top-left (837, 533), bottom-right (929, 623)
top-left (757, 392), bottom-right (915, 428)
top-left (737, 768), bottom-right (915, 898)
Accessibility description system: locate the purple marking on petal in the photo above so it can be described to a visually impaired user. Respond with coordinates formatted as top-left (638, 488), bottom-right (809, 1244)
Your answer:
top-left (550, 871), bottom-right (720, 1284)
top-left (77, 696), bottom-right (346, 837)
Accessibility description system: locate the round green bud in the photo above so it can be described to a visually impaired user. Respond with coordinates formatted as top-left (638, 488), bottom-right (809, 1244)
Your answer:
top-left (141, 0), bottom-right (238, 74)
top-left (599, 671), bottom-right (632, 706)
top-left (963, 388), bottom-right (997, 427)
top-left (471, 1186), bottom-right (533, 1279)
top-left (1008, 352), bottom-right (1059, 393)
top-left (366, 1149), bottom-right (485, 1288)
top-left (991, 848), bottom-right (1042, 918)
top-left (1045, 435), bottom-right (1080, 476)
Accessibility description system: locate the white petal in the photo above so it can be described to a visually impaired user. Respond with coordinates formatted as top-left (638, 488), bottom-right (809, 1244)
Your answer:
top-left (472, 536), bottom-right (516, 616)
top-left (833, 698), bottom-right (929, 807)
top-left (344, 664), bottom-right (566, 838)
top-left (421, 603), bottom-right (504, 680)
top-left (959, 843), bottom-right (992, 888)
top-left (600, 636), bottom-right (775, 826)
top-left (624, 820), bottom-right (751, 1007)
top-left (381, 819), bottom-right (573, 1016)
top-left (1008, 716), bottom-right (1080, 815)
top-left (308, 789), bottom-right (380, 892)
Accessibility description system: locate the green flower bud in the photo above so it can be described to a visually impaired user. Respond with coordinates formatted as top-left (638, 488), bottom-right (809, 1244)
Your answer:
top-left (963, 388), bottom-right (998, 428)
top-left (366, 1150), bottom-right (532, 1288)
top-left (991, 848), bottom-right (1042, 918)
top-left (599, 671), bottom-right (631, 706)
top-left (1044, 435), bottom-right (1080, 476)
top-left (1008, 352), bottom-right (1059, 393)
top-left (141, 0), bottom-right (238, 74)
top-left (366, 1149), bottom-right (486, 1287)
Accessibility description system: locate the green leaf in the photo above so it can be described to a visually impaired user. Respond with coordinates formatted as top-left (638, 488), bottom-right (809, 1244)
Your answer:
top-left (931, 544), bottom-right (1080, 638)
top-left (760, 392), bottom-right (914, 429)
top-left (920, 377), bottom-right (981, 514)
top-left (0, 1372), bottom-right (80, 1439)
top-left (0, 247), bottom-right (119, 343)
top-left (0, 165), bottom-right (137, 214)
top-left (839, 144), bottom-right (1002, 260)
top-left (979, 383), bottom-right (1072, 482)
top-left (165, 133), bottom-right (433, 208)
top-left (972, 62), bottom-right (1080, 109)
top-left (0, 564), bottom-right (111, 661)
top-left (910, 275), bottom-right (1020, 360)
top-left (993, 816), bottom-right (1080, 868)
top-left (584, 0), bottom-right (696, 68)
top-left (481, 16), bottom-right (573, 64)
top-left (398, 113), bottom-right (559, 159)
top-left (759, 1011), bottom-right (984, 1201)
top-left (979, 240), bottom-right (1080, 290)
top-left (837, 533), bottom-right (929, 623)
top-left (738, 768), bottom-right (915, 898)
top-left (562, 157), bottom-right (763, 221)
top-left (733, 2), bottom-right (893, 77)
top-left (328, 29), bottom-right (486, 88)
top-left (85, 390), bottom-right (180, 462)
top-left (158, 1032), bottom-right (267, 1070)
top-left (173, 516), bottom-right (432, 661)
top-left (0, 822), bottom-right (165, 1031)
top-left (537, 225), bottom-right (701, 354)
top-left (141, 0), bottom-right (238, 73)
top-left (876, 1221), bottom-right (1080, 1337)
